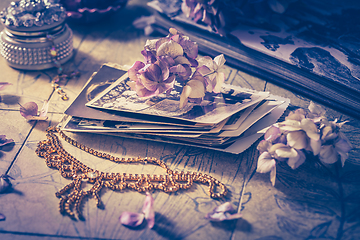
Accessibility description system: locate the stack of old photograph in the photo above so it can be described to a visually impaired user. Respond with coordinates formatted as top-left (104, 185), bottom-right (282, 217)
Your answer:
top-left (61, 64), bottom-right (289, 154)
top-left (145, 0), bottom-right (360, 119)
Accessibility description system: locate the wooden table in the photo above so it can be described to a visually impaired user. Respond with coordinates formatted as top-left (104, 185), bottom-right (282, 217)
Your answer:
top-left (0, 1), bottom-right (359, 239)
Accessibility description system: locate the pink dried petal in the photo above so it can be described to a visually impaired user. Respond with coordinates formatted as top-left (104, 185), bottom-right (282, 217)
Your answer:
top-left (142, 192), bottom-right (155, 229)
top-left (0, 213), bottom-right (5, 221)
top-left (256, 152), bottom-right (276, 173)
top-left (119, 211), bottom-right (144, 227)
top-left (39, 100), bottom-right (49, 118)
top-left (0, 82), bottom-right (11, 91)
top-left (180, 38), bottom-right (198, 59)
top-left (19, 102), bottom-right (38, 119)
top-left (141, 50), bottom-right (156, 64)
top-left (0, 135), bottom-right (14, 147)
top-left (264, 126), bottom-right (281, 142)
top-left (128, 61), bottom-right (145, 82)
top-left (205, 202), bottom-right (242, 222)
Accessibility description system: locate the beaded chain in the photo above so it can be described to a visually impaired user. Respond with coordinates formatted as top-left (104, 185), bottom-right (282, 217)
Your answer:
top-left (36, 126), bottom-right (228, 219)
top-left (46, 34), bottom-right (80, 101)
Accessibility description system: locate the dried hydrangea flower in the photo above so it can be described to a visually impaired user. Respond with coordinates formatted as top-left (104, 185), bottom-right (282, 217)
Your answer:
top-left (256, 101), bottom-right (352, 186)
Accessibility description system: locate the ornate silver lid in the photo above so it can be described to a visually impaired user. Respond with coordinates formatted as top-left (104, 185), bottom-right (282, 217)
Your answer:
top-left (0, 0), bottom-right (66, 32)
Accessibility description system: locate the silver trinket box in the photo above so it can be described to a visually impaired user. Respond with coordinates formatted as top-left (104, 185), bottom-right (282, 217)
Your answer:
top-left (0, 0), bottom-right (73, 70)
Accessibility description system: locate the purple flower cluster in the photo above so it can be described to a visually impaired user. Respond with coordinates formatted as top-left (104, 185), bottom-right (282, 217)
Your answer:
top-left (256, 102), bottom-right (352, 186)
top-left (181, 0), bottom-right (298, 34)
top-left (128, 28), bottom-right (226, 108)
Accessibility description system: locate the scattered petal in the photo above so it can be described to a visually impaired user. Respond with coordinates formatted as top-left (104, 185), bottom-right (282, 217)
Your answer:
top-left (205, 202), bottom-right (242, 221)
top-left (19, 102), bottom-right (38, 119)
top-left (0, 175), bottom-right (13, 193)
top-left (39, 100), bottom-right (49, 118)
top-left (142, 192), bottom-right (155, 229)
top-left (0, 82), bottom-right (11, 91)
top-left (0, 135), bottom-right (14, 147)
top-left (0, 213), bottom-right (5, 221)
top-left (119, 211), bottom-right (145, 227)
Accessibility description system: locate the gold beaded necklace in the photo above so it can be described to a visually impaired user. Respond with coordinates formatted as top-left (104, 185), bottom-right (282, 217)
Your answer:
top-left (36, 127), bottom-right (228, 219)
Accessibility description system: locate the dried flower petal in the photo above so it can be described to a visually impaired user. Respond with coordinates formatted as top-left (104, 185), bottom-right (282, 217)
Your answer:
top-left (0, 175), bottom-right (13, 193)
top-left (119, 211), bottom-right (145, 227)
top-left (287, 131), bottom-right (308, 149)
top-left (0, 82), bottom-right (11, 91)
top-left (300, 118), bottom-right (320, 140)
top-left (128, 61), bottom-right (145, 82)
top-left (287, 149), bottom-right (306, 169)
top-left (157, 40), bottom-right (183, 58)
top-left (179, 38), bottom-right (198, 59)
top-left (319, 145), bottom-right (338, 164)
top-left (322, 126), bottom-right (337, 141)
top-left (270, 164), bottom-right (277, 186)
top-left (19, 102), bottom-right (38, 119)
top-left (205, 202), bottom-right (242, 222)
top-left (257, 139), bottom-right (271, 153)
top-left (214, 54), bottom-right (226, 68)
top-left (180, 85), bottom-right (192, 108)
top-left (142, 192), bottom-right (155, 229)
top-left (278, 119), bottom-right (302, 131)
top-left (308, 101), bottom-right (325, 116)
top-left (39, 100), bottom-right (49, 118)
top-left (256, 152), bottom-right (276, 173)
top-left (310, 138), bottom-right (321, 155)
top-left (0, 213), bottom-right (5, 221)
top-left (0, 135), bottom-right (14, 147)
top-left (264, 126), bottom-right (281, 142)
